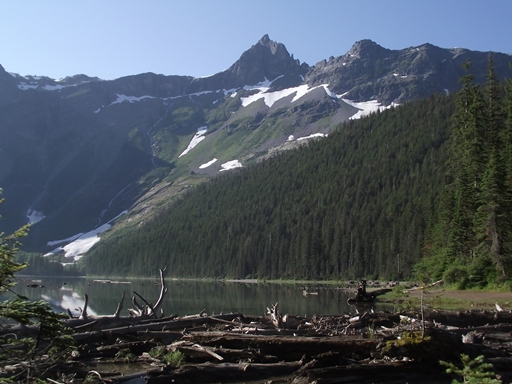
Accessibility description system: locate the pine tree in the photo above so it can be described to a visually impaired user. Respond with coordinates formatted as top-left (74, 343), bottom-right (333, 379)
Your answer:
top-left (0, 189), bottom-right (76, 378)
top-left (472, 54), bottom-right (511, 281)
top-left (474, 150), bottom-right (508, 279)
top-left (422, 57), bottom-right (512, 286)
top-left (445, 60), bottom-right (485, 263)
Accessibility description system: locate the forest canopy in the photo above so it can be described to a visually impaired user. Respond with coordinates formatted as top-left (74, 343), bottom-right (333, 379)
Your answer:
top-left (84, 92), bottom-right (454, 281)
top-left (16, 56), bottom-right (506, 287)
top-left (417, 57), bottom-right (512, 288)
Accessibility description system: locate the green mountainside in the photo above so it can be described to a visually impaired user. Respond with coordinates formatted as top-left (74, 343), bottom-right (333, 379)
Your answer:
top-left (84, 94), bottom-right (454, 280)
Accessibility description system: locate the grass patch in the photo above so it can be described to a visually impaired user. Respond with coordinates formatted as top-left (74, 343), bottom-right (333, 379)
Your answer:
top-left (149, 346), bottom-right (184, 367)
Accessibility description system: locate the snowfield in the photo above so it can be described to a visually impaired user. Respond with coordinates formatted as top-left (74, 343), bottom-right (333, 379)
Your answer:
top-left (199, 158), bottom-right (218, 168)
top-left (179, 127), bottom-right (208, 158)
top-left (45, 211), bottom-right (127, 261)
top-left (220, 160), bottom-right (242, 171)
top-left (238, 79), bottom-right (394, 119)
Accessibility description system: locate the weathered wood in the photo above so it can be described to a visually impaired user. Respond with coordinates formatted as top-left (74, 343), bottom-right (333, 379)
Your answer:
top-left (128, 266), bottom-right (168, 317)
top-left (409, 310), bottom-right (512, 327)
top-left (135, 330), bottom-right (183, 343)
top-left (405, 279), bottom-right (444, 292)
top-left (81, 340), bottom-right (159, 357)
top-left (72, 313), bottom-right (241, 342)
top-left (146, 361), bottom-right (303, 384)
top-left (445, 323), bottom-right (512, 335)
top-left (267, 302), bottom-right (282, 328)
top-left (181, 331), bottom-right (379, 361)
top-left (175, 344), bottom-right (225, 361)
top-left (295, 360), bottom-right (447, 384)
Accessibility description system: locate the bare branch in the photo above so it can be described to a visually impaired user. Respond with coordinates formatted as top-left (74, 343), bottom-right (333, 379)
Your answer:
top-left (113, 291), bottom-right (125, 318)
top-left (151, 266), bottom-right (168, 316)
top-left (79, 294), bottom-right (89, 320)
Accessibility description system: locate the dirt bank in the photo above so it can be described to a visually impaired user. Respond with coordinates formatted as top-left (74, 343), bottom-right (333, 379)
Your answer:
top-left (407, 289), bottom-right (512, 310)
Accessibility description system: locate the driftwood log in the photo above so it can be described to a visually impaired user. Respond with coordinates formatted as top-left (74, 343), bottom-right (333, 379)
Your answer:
top-left (3, 273), bottom-right (512, 384)
top-left (4, 307), bottom-right (512, 383)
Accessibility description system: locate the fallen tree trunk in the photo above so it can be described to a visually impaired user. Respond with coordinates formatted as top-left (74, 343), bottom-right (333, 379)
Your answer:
top-left (80, 340), bottom-right (159, 358)
top-left (147, 361), bottom-right (304, 384)
top-left (296, 360), bottom-right (447, 384)
top-left (181, 331), bottom-right (380, 361)
top-left (72, 313), bottom-right (242, 342)
top-left (404, 309), bottom-right (512, 327)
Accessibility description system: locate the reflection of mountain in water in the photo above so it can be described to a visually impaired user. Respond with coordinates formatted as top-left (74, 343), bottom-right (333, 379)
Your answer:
top-left (5, 278), bottom-right (399, 317)
top-left (41, 291), bottom-right (98, 318)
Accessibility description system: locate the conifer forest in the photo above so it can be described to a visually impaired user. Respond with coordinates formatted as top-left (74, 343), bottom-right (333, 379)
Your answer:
top-left (83, 57), bottom-right (512, 286)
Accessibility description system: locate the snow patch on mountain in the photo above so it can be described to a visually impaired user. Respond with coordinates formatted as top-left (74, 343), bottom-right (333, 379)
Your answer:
top-left (237, 77), bottom-right (396, 119)
top-left (341, 98), bottom-right (398, 119)
top-left (18, 82), bottom-right (39, 90)
top-left (26, 209), bottom-right (46, 224)
top-left (110, 94), bottom-right (156, 106)
top-left (179, 127), bottom-right (208, 158)
top-left (199, 158), bottom-right (218, 169)
top-left (92, 93), bottom-right (157, 113)
top-left (297, 133), bottom-right (327, 141)
top-left (47, 233), bottom-right (84, 247)
top-left (42, 84), bottom-right (66, 90)
top-left (220, 160), bottom-right (242, 171)
top-left (45, 211), bottom-right (128, 261)
top-left (241, 83), bottom-right (337, 108)
top-left (16, 78), bottom-right (92, 91)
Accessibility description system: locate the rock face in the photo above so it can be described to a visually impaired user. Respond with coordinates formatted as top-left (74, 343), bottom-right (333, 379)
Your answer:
top-left (0, 35), bottom-right (510, 255)
top-left (187, 34), bottom-right (308, 93)
top-left (306, 39), bottom-right (512, 104)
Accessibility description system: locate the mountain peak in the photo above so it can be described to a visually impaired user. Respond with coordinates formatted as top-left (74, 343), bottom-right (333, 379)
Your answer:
top-left (348, 39), bottom-right (388, 58)
top-left (258, 34), bottom-right (271, 45)
top-left (255, 34), bottom-right (283, 55)
top-left (225, 35), bottom-right (304, 85)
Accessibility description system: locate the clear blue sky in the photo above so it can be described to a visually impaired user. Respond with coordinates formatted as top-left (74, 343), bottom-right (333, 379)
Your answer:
top-left (1, 0), bottom-right (511, 80)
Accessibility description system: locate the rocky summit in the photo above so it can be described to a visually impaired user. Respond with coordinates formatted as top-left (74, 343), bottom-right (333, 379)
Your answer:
top-left (0, 35), bottom-right (510, 257)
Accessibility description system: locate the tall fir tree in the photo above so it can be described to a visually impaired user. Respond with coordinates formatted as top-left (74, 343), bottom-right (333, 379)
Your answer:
top-left (447, 60), bottom-right (486, 263)
top-left (472, 54), bottom-right (511, 281)
top-left (420, 57), bottom-right (512, 286)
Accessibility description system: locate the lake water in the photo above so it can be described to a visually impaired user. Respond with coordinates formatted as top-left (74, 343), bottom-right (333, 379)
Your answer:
top-left (5, 277), bottom-right (398, 318)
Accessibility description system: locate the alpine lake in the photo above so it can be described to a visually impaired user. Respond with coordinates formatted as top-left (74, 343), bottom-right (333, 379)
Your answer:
top-left (7, 276), bottom-right (399, 318)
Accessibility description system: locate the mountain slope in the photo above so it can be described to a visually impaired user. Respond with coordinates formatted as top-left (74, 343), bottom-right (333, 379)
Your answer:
top-left (0, 36), bottom-right (510, 261)
top-left (84, 94), bottom-right (454, 279)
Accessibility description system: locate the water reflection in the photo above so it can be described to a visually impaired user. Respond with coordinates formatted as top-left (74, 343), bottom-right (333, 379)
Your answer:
top-left (3, 277), bottom-right (398, 317)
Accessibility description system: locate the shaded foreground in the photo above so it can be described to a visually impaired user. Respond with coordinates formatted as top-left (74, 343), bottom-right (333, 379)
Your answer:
top-left (2, 304), bottom-right (512, 383)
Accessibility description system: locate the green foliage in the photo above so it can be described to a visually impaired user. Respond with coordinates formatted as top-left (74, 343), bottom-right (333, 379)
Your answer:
top-left (114, 348), bottom-right (136, 362)
top-left (0, 189), bottom-right (76, 379)
top-left (148, 345), bottom-right (166, 359)
top-left (443, 267), bottom-right (469, 288)
top-left (440, 354), bottom-right (502, 384)
top-left (149, 346), bottom-right (184, 366)
top-left (382, 330), bottom-right (436, 361)
top-left (387, 331), bottom-right (431, 348)
top-left (149, 345), bottom-right (185, 367)
top-left (421, 57), bottom-right (512, 287)
top-left (0, 195), bottom-right (30, 294)
top-left (164, 350), bottom-right (185, 367)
